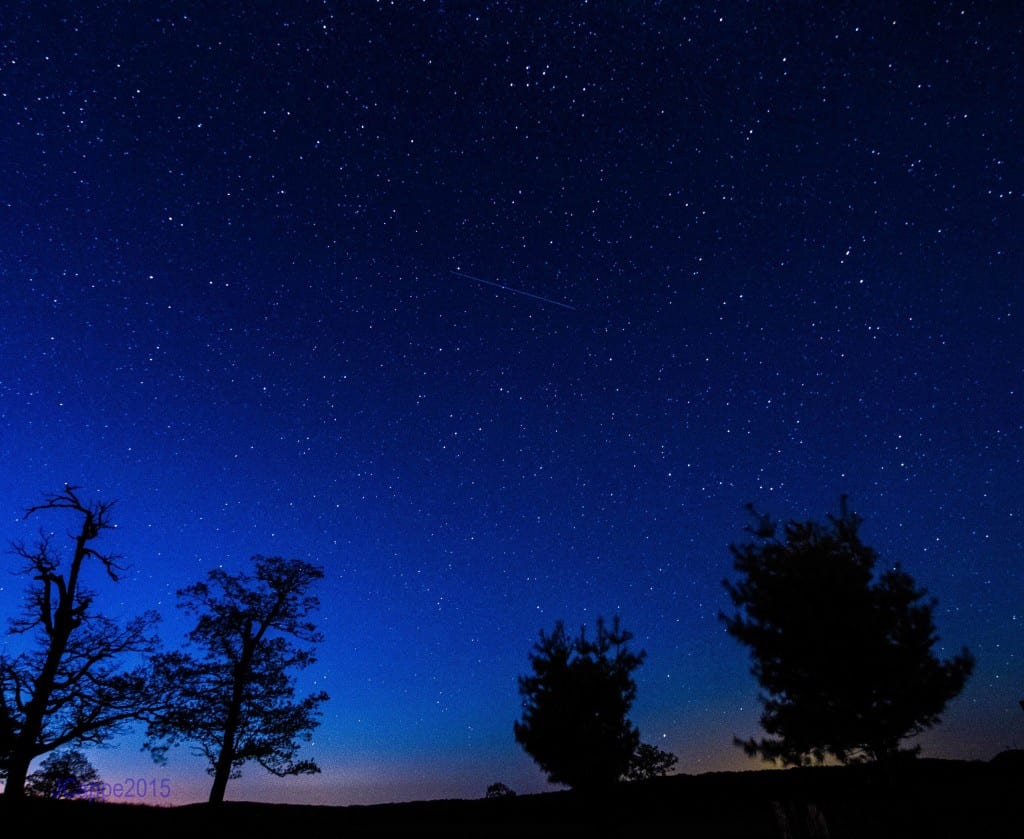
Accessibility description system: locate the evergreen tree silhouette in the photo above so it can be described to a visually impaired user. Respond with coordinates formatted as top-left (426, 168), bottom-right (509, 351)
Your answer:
top-left (721, 496), bottom-right (974, 766)
top-left (514, 616), bottom-right (644, 792)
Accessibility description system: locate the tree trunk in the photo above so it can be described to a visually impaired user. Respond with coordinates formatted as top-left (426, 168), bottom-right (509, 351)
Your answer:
top-left (208, 752), bottom-right (232, 804)
top-left (3, 752), bottom-right (31, 800)
top-left (3, 620), bottom-right (72, 799)
top-left (207, 643), bottom-right (254, 804)
top-left (208, 700), bottom-right (241, 804)
top-left (3, 496), bottom-right (106, 800)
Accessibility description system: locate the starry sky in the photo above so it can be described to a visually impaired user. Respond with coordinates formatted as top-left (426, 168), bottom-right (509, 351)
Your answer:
top-left (1, 0), bottom-right (1021, 807)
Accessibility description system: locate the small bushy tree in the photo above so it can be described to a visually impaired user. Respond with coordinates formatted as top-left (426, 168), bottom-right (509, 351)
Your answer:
top-left (721, 496), bottom-right (974, 766)
top-left (25, 748), bottom-right (102, 799)
top-left (514, 616), bottom-right (645, 792)
top-left (625, 742), bottom-right (679, 781)
top-left (485, 781), bottom-right (516, 798)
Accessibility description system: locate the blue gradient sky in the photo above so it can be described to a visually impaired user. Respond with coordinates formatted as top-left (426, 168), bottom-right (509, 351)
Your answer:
top-left (1, 2), bottom-right (1021, 806)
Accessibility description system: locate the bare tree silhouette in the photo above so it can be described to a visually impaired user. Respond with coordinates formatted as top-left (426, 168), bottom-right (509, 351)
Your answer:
top-left (0, 486), bottom-right (159, 799)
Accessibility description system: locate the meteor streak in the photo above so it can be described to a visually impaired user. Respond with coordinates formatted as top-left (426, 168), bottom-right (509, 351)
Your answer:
top-left (450, 271), bottom-right (576, 311)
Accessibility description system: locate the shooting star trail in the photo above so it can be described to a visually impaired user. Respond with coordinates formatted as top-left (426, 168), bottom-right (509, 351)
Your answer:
top-left (450, 271), bottom-right (576, 311)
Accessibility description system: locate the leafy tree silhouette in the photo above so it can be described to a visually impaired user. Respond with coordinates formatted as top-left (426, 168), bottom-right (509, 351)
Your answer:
top-left (0, 486), bottom-right (160, 799)
top-left (144, 555), bottom-right (328, 804)
top-left (624, 742), bottom-right (679, 781)
top-left (514, 616), bottom-right (645, 792)
top-left (485, 781), bottom-right (517, 798)
top-left (25, 747), bottom-right (102, 799)
top-left (721, 495), bottom-right (975, 766)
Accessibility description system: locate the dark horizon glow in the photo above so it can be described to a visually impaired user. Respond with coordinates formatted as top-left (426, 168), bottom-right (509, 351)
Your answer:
top-left (1, 1), bottom-right (1021, 807)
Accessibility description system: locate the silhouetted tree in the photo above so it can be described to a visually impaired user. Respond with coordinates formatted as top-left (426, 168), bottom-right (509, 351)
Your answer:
top-left (0, 486), bottom-right (159, 799)
top-left (624, 742), bottom-right (679, 781)
top-left (25, 747), bottom-right (102, 799)
top-left (514, 616), bottom-right (645, 792)
top-left (144, 555), bottom-right (328, 804)
top-left (485, 781), bottom-right (517, 798)
top-left (721, 496), bottom-right (975, 767)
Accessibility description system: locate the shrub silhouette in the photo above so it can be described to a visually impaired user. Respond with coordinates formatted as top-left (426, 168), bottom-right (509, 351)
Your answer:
top-left (485, 781), bottom-right (517, 798)
top-left (25, 748), bottom-right (102, 799)
top-left (625, 742), bottom-right (679, 781)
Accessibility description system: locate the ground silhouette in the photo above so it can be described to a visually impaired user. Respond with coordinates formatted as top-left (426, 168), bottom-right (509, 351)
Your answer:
top-left (1, 757), bottom-right (1019, 838)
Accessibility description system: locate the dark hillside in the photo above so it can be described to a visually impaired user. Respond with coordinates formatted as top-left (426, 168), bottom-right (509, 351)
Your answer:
top-left (1, 758), bottom-right (1020, 838)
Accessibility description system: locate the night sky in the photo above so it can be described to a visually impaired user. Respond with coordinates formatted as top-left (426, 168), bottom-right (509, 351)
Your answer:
top-left (1, 1), bottom-right (1021, 807)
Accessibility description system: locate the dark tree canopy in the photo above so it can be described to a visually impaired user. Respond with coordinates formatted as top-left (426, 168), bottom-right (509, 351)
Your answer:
top-left (721, 496), bottom-right (975, 766)
top-left (144, 555), bottom-right (328, 804)
top-left (25, 747), bottom-right (102, 799)
top-left (514, 616), bottom-right (645, 792)
top-left (0, 486), bottom-right (159, 799)
top-left (624, 742), bottom-right (679, 781)
top-left (485, 781), bottom-right (517, 798)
